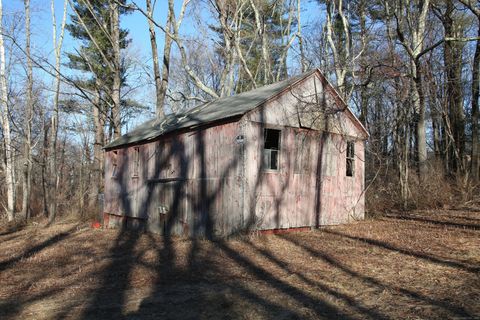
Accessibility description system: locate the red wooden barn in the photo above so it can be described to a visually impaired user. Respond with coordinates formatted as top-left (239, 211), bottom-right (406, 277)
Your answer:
top-left (103, 69), bottom-right (368, 237)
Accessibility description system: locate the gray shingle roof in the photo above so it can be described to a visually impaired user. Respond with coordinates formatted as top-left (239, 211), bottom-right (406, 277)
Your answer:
top-left (105, 69), bottom-right (317, 150)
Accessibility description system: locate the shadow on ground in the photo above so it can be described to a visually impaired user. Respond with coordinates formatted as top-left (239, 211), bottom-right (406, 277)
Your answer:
top-left (0, 209), bottom-right (479, 319)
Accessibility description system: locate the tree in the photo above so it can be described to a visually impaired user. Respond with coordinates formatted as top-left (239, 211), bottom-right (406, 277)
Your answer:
top-left (435, 0), bottom-right (468, 174)
top-left (323, 0), bottom-right (353, 99)
top-left (48, 0), bottom-right (68, 223)
top-left (66, 0), bottom-right (131, 136)
top-left (388, 0), bottom-right (431, 180)
top-left (458, 0), bottom-right (480, 181)
top-left (66, 0), bottom-right (131, 218)
top-left (145, 0), bottom-right (171, 119)
top-left (0, 0), bottom-right (15, 222)
top-left (21, 0), bottom-right (33, 220)
top-left (235, 0), bottom-right (294, 92)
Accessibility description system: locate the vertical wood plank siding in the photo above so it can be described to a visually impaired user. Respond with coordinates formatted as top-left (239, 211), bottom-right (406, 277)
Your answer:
top-left (104, 122), bottom-right (244, 237)
top-left (104, 74), bottom-right (366, 236)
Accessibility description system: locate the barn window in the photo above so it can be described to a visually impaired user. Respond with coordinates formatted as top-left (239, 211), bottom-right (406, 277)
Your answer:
top-left (112, 151), bottom-right (118, 178)
top-left (346, 141), bottom-right (355, 177)
top-left (133, 147), bottom-right (140, 177)
top-left (263, 128), bottom-right (280, 171)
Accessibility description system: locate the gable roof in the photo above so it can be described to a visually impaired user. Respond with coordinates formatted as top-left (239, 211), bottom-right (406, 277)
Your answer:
top-left (105, 69), bottom-right (367, 150)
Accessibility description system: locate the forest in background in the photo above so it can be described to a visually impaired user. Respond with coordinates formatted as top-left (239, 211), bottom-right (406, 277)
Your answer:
top-left (0, 0), bottom-right (479, 224)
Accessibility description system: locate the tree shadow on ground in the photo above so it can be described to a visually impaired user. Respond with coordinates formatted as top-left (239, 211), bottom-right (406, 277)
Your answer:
top-left (70, 109), bottom-right (384, 319)
top-left (278, 232), bottom-right (475, 319)
top-left (1, 104), bottom-right (478, 319)
top-left (0, 225), bottom-right (86, 319)
top-left (322, 228), bottom-right (480, 273)
top-left (386, 213), bottom-right (480, 230)
top-left (0, 225), bottom-right (78, 272)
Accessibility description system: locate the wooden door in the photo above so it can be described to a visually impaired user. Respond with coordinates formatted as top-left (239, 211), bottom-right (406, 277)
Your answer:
top-left (148, 181), bottom-right (187, 235)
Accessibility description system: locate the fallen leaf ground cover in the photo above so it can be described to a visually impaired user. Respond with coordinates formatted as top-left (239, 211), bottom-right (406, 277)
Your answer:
top-left (0, 209), bottom-right (479, 319)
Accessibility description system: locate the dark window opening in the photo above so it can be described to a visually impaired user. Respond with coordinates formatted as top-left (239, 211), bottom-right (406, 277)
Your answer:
top-left (133, 147), bottom-right (140, 177)
top-left (112, 151), bottom-right (118, 178)
top-left (346, 141), bottom-right (355, 177)
top-left (263, 128), bottom-right (280, 170)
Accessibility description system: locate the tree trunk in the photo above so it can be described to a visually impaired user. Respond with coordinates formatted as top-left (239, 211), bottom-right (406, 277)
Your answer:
top-left (42, 117), bottom-right (49, 217)
top-left (325, 0), bottom-right (351, 99)
top-left (48, 0), bottom-right (67, 223)
top-left (412, 61), bottom-right (428, 179)
top-left (391, 0), bottom-right (430, 180)
top-left (146, 0), bottom-right (165, 119)
top-left (443, 0), bottom-right (466, 174)
top-left (249, 0), bottom-right (271, 84)
top-left (297, 0), bottom-right (306, 72)
top-left (215, 0), bottom-right (238, 96)
top-left (90, 88), bottom-right (104, 213)
top-left (21, 0), bottom-right (33, 221)
top-left (358, 0), bottom-right (368, 126)
top-left (169, 0), bottom-right (219, 99)
top-left (471, 23), bottom-right (480, 181)
top-left (432, 112), bottom-right (441, 160)
top-left (0, 0), bottom-right (15, 222)
top-left (111, 0), bottom-right (122, 139)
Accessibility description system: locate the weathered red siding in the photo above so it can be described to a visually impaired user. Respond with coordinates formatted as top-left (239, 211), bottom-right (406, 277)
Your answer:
top-left (104, 122), bottom-right (244, 236)
top-left (104, 72), bottom-right (367, 237)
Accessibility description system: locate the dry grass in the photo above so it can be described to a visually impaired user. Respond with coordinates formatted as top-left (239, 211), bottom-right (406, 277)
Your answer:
top-left (0, 209), bottom-right (479, 319)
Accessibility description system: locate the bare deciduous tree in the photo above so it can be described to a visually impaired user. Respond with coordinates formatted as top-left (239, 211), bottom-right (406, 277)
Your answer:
top-left (458, 0), bottom-right (480, 181)
top-left (21, 0), bottom-right (33, 220)
top-left (48, 0), bottom-right (68, 223)
top-left (0, 0), bottom-right (15, 222)
top-left (388, 0), bottom-right (430, 179)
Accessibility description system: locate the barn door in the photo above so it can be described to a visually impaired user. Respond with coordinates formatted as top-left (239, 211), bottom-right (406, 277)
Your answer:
top-left (148, 181), bottom-right (187, 235)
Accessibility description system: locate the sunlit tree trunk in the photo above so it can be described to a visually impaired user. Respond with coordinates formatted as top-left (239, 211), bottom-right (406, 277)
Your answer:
top-left (21, 0), bottom-right (33, 220)
top-left (389, 0), bottom-right (430, 180)
top-left (325, 0), bottom-right (352, 99)
top-left (111, 0), bottom-right (122, 138)
top-left (411, 61), bottom-right (428, 178)
top-left (358, 0), bottom-right (368, 126)
top-left (169, 0), bottom-right (219, 98)
top-left (214, 0), bottom-right (238, 96)
top-left (297, 0), bottom-right (307, 72)
top-left (48, 0), bottom-right (67, 223)
top-left (146, 0), bottom-right (168, 119)
top-left (0, 0), bottom-right (15, 222)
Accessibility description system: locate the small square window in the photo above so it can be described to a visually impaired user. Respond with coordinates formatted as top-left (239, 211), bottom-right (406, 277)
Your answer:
top-left (263, 129), bottom-right (280, 171)
top-left (346, 141), bottom-right (355, 177)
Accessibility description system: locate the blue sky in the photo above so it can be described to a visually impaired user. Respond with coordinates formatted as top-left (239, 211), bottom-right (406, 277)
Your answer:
top-left (4, 0), bottom-right (195, 66)
top-left (3, 0), bottom-right (321, 131)
top-left (4, 0), bottom-right (320, 67)
top-left (3, 0), bottom-right (209, 127)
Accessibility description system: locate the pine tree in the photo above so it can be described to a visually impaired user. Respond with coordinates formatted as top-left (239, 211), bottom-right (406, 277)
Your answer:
top-left (237, 1), bottom-right (292, 92)
top-left (66, 0), bottom-right (131, 114)
top-left (66, 0), bottom-right (131, 215)
top-left (210, 0), bottom-right (294, 93)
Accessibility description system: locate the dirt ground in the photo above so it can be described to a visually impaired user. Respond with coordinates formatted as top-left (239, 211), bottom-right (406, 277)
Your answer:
top-left (0, 209), bottom-right (479, 320)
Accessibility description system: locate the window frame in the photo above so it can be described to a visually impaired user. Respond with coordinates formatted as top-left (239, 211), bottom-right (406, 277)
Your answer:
top-left (111, 151), bottom-right (118, 178)
top-left (132, 147), bottom-right (140, 177)
top-left (346, 141), bottom-right (355, 177)
top-left (263, 128), bottom-right (281, 172)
